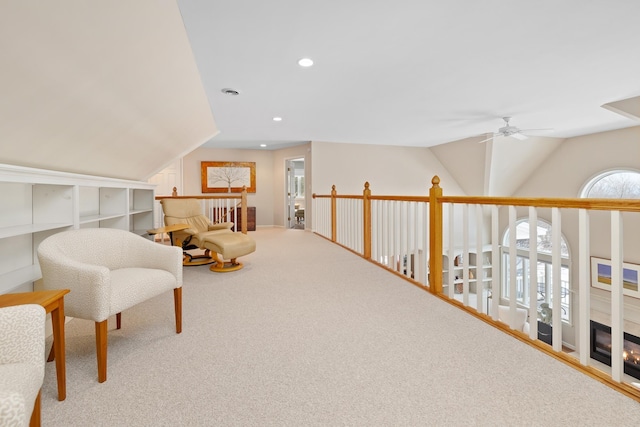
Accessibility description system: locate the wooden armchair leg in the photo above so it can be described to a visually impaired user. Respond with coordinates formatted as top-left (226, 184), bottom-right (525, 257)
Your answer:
top-left (29, 390), bottom-right (41, 427)
top-left (95, 320), bottom-right (108, 383)
top-left (174, 287), bottom-right (182, 334)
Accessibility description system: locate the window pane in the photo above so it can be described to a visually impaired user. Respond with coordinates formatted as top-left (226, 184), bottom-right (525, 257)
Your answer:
top-left (586, 171), bottom-right (640, 199)
top-left (502, 254), bottom-right (571, 323)
top-left (503, 220), bottom-right (569, 257)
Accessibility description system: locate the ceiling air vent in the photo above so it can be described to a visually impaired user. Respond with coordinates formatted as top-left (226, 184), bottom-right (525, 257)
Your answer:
top-left (221, 88), bottom-right (240, 96)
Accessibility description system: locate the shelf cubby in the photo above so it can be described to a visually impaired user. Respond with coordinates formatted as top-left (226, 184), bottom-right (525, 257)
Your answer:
top-left (0, 164), bottom-right (155, 294)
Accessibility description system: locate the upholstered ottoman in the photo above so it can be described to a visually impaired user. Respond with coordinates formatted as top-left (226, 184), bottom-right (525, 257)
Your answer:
top-left (202, 231), bottom-right (256, 272)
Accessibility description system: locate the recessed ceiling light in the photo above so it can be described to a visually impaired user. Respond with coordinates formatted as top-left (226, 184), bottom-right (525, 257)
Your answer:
top-left (273, 117), bottom-right (283, 122)
top-left (298, 58), bottom-right (314, 67)
top-left (221, 88), bottom-right (240, 96)
top-left (260, 144), bottom-right (267, 147)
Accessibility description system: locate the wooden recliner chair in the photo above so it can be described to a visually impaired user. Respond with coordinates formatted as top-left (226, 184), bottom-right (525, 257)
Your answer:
top-left (160, 198), bottom-right (256, 272)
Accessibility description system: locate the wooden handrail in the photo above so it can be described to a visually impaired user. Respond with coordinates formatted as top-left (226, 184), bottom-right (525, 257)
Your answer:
top-left (312, 175), bottom-right (640, 402)
top-left (313, 176), bottom-right (640, 401)
top-left (439, 195), bottom-right (640, 211)
top-left (156, 195), bottom-right (243, 200)
top-left (316, 186), bottom-right (640, 212)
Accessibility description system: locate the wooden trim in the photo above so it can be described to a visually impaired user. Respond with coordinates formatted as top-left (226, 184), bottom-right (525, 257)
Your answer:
top-left (201, 161), bottom-right (256, 193)
top-left (330, 185), bottom-right (337, 242)
top-left (315, 189), bottom-right (640, 213)
top-left (95, 320), bottom-right (108, 383)
top-left (241, 187), bottom-right (248, 234)
top-left (363, 182), bottom-right (371, 260)
top-left (0, 289), bottom-right (69, 401)
top-left (429, 176), bottom-right (443, 294)
top-left (174, 287), bottom-right (182, 334)
top-left (29, 391), bottom-right (41, 427)
top-left (156, 195), bottom-right (242, 200)
top-left (438, 195), bottom-right (640, 211)
top-left (147, 223), bottom-right (189, 235)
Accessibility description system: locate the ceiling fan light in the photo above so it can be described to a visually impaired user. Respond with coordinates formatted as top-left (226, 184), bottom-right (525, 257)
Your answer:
top-left (511, 133), bottom-right (528, 140)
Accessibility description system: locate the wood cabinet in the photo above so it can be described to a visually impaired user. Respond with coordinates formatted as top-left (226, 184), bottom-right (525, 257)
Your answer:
top-left (0, 164), bottom-right (155, 294)
top-left (235, 206), bottom-right (256, 231)
top-left (214, 207), bottom-right (256, 231)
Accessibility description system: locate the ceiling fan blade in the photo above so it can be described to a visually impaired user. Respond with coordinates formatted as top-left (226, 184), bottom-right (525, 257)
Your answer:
top-left (519, 128), bottom-right (554, 133)
top-left (511, 132), bottom-right (528, 140)
top-left (477, 135), bottom-right (495, 144)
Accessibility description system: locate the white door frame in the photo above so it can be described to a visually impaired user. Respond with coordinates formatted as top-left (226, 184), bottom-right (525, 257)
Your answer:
top-left (285, 157), bottom-right (305, 229)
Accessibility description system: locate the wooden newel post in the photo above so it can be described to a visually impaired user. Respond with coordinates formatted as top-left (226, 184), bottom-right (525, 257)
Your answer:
top-left (241, 186), bottom-right (248, 234)
top-left (331, 185), bottom-right (337, 242)
top-left (429, 176), bottom-right (443, 294)
top-left (363, 182), bottom-right (371, 259)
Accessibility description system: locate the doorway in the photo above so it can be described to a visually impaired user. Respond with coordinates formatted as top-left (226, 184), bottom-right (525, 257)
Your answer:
top-left (286, 158), bottom-right (305, 229)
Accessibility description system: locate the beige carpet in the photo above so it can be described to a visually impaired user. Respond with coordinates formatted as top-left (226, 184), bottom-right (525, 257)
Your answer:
top-left (40, 228), bottom-right (640, 426)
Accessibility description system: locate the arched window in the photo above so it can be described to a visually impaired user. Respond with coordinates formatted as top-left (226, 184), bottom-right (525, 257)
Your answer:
top-left (501, 219), bottom-right (571, 323)
top-left (581, 169), bottom-right (640, 199)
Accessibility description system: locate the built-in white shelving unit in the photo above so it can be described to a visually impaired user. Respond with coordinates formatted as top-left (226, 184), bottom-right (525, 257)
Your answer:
top-left (442, 246), bottom-right (493, 295)
top-left (0, 164), bottom-right (155, 295)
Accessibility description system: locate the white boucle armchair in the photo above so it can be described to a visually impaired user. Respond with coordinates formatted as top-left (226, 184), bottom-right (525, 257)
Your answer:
top-left (37, 228), bottom-right (183, 383)
top-left (0, 304), bottom-right (46, 427)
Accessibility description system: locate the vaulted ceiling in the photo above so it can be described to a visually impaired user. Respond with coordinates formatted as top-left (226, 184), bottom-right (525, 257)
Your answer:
top-left (178, 0), bottom-right (640, 151)
top-left (2, 1), bottom-right (639, 184)
top-left (0, 2), bottom-right (217, 181)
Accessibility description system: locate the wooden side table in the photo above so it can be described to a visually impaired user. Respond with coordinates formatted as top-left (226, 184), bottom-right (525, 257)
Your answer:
top-left (0, 289), bottom-right (70, 401)
top-left (147, 223), bottom-right (189, 243)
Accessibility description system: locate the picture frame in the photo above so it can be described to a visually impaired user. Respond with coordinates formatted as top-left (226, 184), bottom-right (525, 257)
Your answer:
top-left (201, 161), bottom-right (256, 193)
top-left (590, 256), bottom-right (640, 298)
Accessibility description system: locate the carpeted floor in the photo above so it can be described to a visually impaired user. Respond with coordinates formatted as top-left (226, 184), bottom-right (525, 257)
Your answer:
top-left (40, 228), bottom-right (640, 426)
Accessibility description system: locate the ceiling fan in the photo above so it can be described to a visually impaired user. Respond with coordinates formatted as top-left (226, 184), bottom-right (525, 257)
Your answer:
top-left (477, 117), bottom-right (552, 143)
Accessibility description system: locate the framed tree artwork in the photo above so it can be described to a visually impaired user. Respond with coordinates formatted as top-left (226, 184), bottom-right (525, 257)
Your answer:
top-left (201, 161), bottom-right (256, 193)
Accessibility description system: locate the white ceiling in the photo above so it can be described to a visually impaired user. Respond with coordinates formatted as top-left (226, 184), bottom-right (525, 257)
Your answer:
top-left (178, 0), bottom-right (640, 151)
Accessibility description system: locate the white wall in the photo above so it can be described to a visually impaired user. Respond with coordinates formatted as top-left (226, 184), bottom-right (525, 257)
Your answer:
top-left (515, 126), bottom-right (640, 198)
top-left (311, 141), bottom-right (465, 196)
top-left (511, 125), bottom-right (640, 346)
top-left (182, 141), bottom-right (465, 230)
top-left (1, 2), bottom-right (216, 181)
